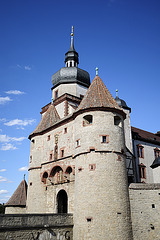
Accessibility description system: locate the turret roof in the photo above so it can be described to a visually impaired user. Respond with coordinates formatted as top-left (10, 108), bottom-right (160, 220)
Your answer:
top-left (30, 103), bottom-right (60, 136)
top-left (5, 179), bottom-right (27, 207)
top-left (76, 75), bottom-right (123, 113)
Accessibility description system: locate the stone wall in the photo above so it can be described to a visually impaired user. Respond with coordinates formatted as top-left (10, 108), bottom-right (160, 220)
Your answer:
top-left (129, 183), bottom-right (160, 240)
top-left (0, 213), bottom-right (73, 240)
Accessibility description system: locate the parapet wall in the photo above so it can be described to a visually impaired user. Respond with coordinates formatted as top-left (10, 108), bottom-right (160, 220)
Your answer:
top-left (129, 183), bottom-right (160, 240)
top-left (0, 213), bottom-right (73, 240)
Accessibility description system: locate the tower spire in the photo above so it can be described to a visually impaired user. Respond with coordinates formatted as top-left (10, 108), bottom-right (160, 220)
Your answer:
top-left (65, 26), bottom-right (79, 67)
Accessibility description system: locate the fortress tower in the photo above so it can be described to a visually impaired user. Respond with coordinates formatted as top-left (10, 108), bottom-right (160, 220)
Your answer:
top-left (26, 28), bottom-right (133, 239)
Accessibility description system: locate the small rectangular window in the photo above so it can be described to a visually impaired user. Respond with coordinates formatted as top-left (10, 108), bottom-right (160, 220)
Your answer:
top-left (61, 149), bottom-right (64, 158)
top-left (76, 139), bottom-right (80, 147)
top-left (137, 145), bottom-right (144, 158)
top-left (139, 164), bottom-right (146, 179)
top-left (55, 90), bottom-right (58, 99)
top-left (101, 135), bottom-right (109, 143)
top-left (89, 164), bottom-right (96, 171)
top-left (64, 128), bottom-right (67, 134)
top-left (50, 153), bottom-right (52, 160)
top-left (47, 135), bottom-right (51, 141)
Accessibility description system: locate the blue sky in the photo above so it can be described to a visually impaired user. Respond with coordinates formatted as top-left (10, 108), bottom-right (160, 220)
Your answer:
top-left (0, 0), bottom-right (160, 203)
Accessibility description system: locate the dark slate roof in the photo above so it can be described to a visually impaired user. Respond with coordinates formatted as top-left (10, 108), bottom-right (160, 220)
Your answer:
top-left (150, 157), bottom-right (160, 169)
top-left (30, 104), bottom-right (60, 136)
top-left (5, 179), bottom-right (27, 207)
top-left (76, 75), bottom-right (124, 113)
top-left (115, 96), bottom-right (131, 112)
top-left (51, 67), bottom-right (90, 89)
top-left (65, 36), bottom-right (79, 64)
top-left (132, 127), bottom-right (160, 145)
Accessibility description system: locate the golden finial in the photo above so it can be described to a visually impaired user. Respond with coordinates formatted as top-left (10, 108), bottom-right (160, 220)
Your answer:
top-left (71, 26), bottom-right (74, 37)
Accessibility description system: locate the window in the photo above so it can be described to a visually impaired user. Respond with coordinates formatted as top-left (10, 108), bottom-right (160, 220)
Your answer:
top-left (101, 135), bottom-right (109, 143)
top-left (64, 128), bottom-right (67, 134)
top-left (30, 155), bottom-right (32, 163)
top-left (61, 149), bottom-right (64, 158)
top-left (89, 164), bottom-right (96, 171)
top-left (83, 115), bottom-right (93, 126)
top-left (47, 135), bottom-right (50, 141)
top-left (139, 164), bottom-right (146, 179)
top-left (114, 116), bottom-right (122, 127)
top-left (42, 171), bottom-right (48, 184)
top-left (137, 144), bottom-right (144, 158)
top-left (76, 139), bottom-right (80, 148)
top-left (50, 153), bottom-right (52, 160)
top-left (154, 148), bottom-right (160, 158)
top-left (55, 90), bottom-right (58, 99)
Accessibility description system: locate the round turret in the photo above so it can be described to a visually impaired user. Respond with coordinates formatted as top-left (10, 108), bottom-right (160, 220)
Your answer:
top-left (73, 75), bottom-right (133, 240)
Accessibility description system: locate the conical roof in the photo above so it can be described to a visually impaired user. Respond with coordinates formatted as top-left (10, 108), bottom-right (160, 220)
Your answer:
top-left (76, 75), bottom-right (124, 115)
top-left (5, 179), bottom-right (27, 207)
top-left (30, 104), bottom-right (60, 136)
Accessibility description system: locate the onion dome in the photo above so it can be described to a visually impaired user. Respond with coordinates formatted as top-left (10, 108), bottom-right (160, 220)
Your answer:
top-left (115, 90), bottom-right (131, 112)
top-left (51, 26), bottom-right (90, 89)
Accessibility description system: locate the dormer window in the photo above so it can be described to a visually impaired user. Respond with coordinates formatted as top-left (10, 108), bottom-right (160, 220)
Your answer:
top-left (114, 116), bottom-right (122, 127)
top-left (83, 115), bottom-right (93, 126)
top-left (154, 148), bottom-right (160, 158)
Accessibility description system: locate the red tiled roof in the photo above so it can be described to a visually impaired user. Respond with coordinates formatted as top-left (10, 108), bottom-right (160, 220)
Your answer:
top-left (5, 179), bottom-right (27, 207)
top-left (76, 75), bottom-right (123, 112)
top-left (132, 127), bottom-right (160, 144)
top-left (31, 104), bottom-right (60, 135)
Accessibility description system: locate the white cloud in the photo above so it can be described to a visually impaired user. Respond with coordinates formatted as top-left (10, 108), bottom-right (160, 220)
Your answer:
top-left (0, 118), bottom-right (6, 122)
top-left (4, 119), bottom-right (36, 127)
top-left (0, 134), bottom-right (26, 143)
top-left (17, 64), bottom-right (22, 69)
top-left (0, 190), bottom-right (9, 195)
top-left (0, 134), bottom-right (10, 143)
top-left (24, 66), bottom-right (31, 70)
top-left (18, 166), bottom-right (28, 171)
top-left (0, 169), bottom-right (6, 172)
top-left (0, 176), bottom-right (7, 182)
top-left (5, 90), bottom-right (25, 95)
top-left (0, 96), bottom-right (12, 105)
top-left (0, 143), bottom-right (17, 151)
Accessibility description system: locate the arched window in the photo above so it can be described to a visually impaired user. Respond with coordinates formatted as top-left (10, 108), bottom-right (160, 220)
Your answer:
top-left (57, 190), bottom-right (68, 213)
top-left (42, 171), bottom-right (48, 184)
top-left (83, 115), bottom-right (93, 126)
top-left (65, 166), bottom-right (73, 182)
top-left (50, 166), bottom-right (63, 184)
